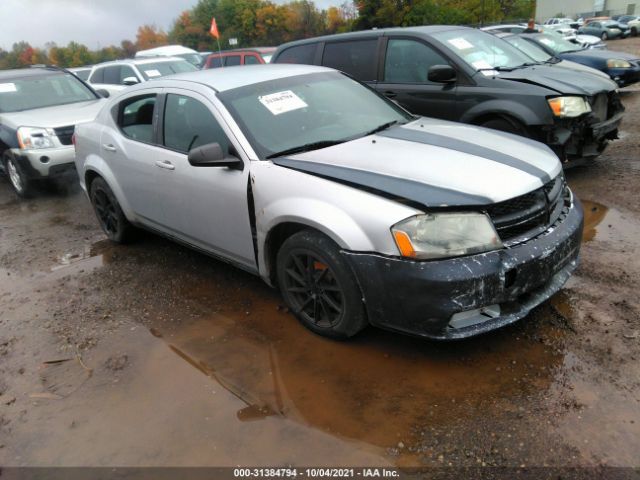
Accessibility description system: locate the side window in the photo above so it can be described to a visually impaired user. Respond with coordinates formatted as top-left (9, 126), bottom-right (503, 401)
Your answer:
top-left (384, 39), bottom-right (449, 83)
top-left (244, 54), bottom-right (260, 65)
top-left (322, 40), bottom-right (378, 81)
top-left (225, 55), bottom-right (242, 66)
top-left (89, 67), bottom-right (104, 84)
top-left (119, 66), bottom-right (137, 84)
top-left (103, 66), bottom-right (121, 85)
top-left (276, 44), bottom-right (316, 64)
top-left (163, 94), bottom-right (229, 154)
top-left (118, 94), bottom-right (156, 143)
top-left (208, 56), bottom-right (223, 68)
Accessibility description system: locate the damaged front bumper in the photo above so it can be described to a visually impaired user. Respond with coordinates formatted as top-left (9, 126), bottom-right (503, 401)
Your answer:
top-left (545, 94), bottom-right (624, 162)
top-left (343, 199), bottom-right (584, 340)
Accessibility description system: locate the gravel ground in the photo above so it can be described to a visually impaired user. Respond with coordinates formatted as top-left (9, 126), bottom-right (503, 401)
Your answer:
top-left (0, 38), bottom-right (639, 475)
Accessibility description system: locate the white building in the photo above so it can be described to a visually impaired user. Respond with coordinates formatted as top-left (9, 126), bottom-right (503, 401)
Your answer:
top-left (535, 0), bottom-right (637, 21)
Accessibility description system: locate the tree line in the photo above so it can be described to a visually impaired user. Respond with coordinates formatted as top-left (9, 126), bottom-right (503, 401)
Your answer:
top-left (0, 0), bottom-right (534, 70)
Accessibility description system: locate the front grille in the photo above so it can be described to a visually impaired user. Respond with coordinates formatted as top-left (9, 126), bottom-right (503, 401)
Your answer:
top-left (486, 175), bottom-right (567, 243)
top-left (53, 125), bottom-right (75, 146)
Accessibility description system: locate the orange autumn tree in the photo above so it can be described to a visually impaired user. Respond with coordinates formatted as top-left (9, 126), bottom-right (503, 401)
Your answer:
top-left (136, 24), bottom-right (169, 50)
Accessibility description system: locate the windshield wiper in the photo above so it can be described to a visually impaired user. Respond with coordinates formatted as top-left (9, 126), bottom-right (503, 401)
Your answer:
top-left (544, 56), bottom-right (562, 64)
top-left (476, 66), bottom-right (516, 72)
top-left (265, 140), bottom-right (345, 159)
top-left (363, 120), bottom-right (402, 136)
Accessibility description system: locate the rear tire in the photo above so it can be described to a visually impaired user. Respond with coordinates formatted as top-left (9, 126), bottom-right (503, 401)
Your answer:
top-left (89, 177), bottom-right (134, 243)
top-left (632, 27), bottom-right (638, 37)
top-left (2, 152), bottom-right (34, 198)
top-left (276, 230), bottom-right (367, 339)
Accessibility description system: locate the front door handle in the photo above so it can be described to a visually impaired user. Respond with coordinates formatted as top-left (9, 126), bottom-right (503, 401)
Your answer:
top-left (102, 144), bottom-right (117, 152)
top-left (383, 91), bottom-right (397, 98)
top-left (155, 160), bottom-right (175, 171)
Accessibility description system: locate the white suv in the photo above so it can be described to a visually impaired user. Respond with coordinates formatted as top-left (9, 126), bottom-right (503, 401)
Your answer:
top-left (86, 57), bottom-right (197, 97)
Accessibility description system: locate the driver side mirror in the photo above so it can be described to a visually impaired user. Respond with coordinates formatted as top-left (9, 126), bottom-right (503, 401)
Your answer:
top-left (428, 65), bottom-right (457, 83)
top-left (188, 142), bottom-right (243, 170)
top-left (95, 89), bottom-right (110, 98)
top-left (122, 76), bottom-right (140, 86)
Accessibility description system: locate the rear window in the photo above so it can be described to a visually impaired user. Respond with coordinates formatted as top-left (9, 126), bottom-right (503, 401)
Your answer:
top-left (322, 40), bottom-right (378, 81)
top-left (207, 56), bottom-right (223, 69)
top-left (276, 44), bottom-right (316, 64)
top-left (118, 94), bottom-right (156, 144)
top-left (0, 73), bottom-right (96, 113)
top-left (225, 55), bottom-right (241, 67)
top-left (74, 69), bottom-right (91, 81)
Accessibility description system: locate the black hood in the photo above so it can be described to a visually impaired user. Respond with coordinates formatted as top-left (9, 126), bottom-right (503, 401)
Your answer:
top-left (496, 63), bottom-right (617, 95)
top-left (562, 48), bottom-right (640, 63)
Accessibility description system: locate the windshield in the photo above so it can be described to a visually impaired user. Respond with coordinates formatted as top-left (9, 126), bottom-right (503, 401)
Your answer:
top-left (138, 60), bottom-right (198, 80)
top-left (431, 29), bottom-right (533, 70)
top-left (504, 36), bottom-right (552, 62)
top-left (175, 53), bottom-right (204, 67)
top-left (0, 72), bottom-right (96, 113)
top-left (533, 33), bottom-right (582, 53)
top-left (218, 72), bottom-right (412, 159)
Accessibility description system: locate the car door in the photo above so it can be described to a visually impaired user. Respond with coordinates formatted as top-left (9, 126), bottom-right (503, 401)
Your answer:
top-left (100, 91), bottom-right (165, 225)
top-left (153, 89), bottom-right (256, 270)
top-left (375, 37), bottom-right (458, 120)
top-left (585, 22), bottom-right (600, 35)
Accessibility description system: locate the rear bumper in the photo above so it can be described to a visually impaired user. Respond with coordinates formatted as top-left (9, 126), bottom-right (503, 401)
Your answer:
top-left (10, 147), bottom-right (77, 179)
top-left (343, 198), bottom-right (583, 340)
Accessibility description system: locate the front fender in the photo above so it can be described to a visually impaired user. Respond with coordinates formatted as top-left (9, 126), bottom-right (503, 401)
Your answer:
top-left (460, 99), bottom-right (551, 127)
top-left (256, 198), bottom-right (377, 279)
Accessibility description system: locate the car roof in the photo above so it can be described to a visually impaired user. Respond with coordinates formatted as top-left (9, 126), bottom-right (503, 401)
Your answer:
top-left (155, 64), bottom-right (334, 92)
top-left (275, 25), bottom-right (470, 50)
top-left (0, 67), bottom-right (65, 81)
top-left (92, 57), bottom-right (187, 68)
top-left (210, 47), bottom-right (276, 55)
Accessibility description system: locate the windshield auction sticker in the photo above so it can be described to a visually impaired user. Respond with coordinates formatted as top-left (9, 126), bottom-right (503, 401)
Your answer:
top-left (447, 37), bottom-right (474, 50)
top-left (0, 83), bottom-right (17, 93)
top-left (144, 69), bottom-right (161, 78)
top-left (259, 90), bottom-right (308, 115)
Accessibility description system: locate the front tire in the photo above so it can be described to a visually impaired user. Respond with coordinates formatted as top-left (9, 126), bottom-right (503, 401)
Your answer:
top-left (3, 153), bottom-right (34, 198)
top-left (601, 32), bottom-right (608, 40)
top-left (89, 177), bottom-right (134, 243)
top-left (276, 230), bottom-right (367, 339)
top-left (480, 117), bottom-right (529, 138)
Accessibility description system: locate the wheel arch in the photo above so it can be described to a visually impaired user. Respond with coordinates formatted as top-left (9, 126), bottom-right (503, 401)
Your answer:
top-left (81, 156), bottom-right (136, 222)
top-left (259, 213), bottom-right (375, 287)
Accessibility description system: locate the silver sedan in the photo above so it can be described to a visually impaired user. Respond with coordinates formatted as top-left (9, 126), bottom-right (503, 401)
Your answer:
top-left (74, 65), bottom-right (583, 340)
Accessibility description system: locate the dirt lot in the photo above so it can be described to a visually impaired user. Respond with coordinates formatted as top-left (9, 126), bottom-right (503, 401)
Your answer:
top-left (1, 39), bottom-right (639, 473)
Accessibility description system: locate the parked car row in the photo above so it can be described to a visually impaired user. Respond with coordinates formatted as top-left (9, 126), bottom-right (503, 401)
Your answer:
top-left (271, 26), bottom-right (625, 162)
top-left (1, 22), bottom-right (634, 341)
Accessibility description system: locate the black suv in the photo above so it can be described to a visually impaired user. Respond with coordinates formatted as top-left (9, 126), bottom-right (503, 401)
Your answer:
top-left (272, 26), bottom-right (624, 163)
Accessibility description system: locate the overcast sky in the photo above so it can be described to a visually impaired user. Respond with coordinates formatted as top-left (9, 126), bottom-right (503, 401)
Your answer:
top-left (0, 0), bottom-right (339, 50)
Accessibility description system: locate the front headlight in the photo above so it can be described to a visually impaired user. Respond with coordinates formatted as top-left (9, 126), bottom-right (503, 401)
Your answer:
top-left (391, 212), bottom-right (503, 260)
top-left (607, 58), bottom-right (631, 68)
top-left (17, 126), bottom-right (56, 150)
top-left (547, 96), bottom-right (592, 118)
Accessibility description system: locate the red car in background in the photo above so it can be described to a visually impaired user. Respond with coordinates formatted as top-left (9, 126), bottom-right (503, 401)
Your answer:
top-left (203, 47), bottom-right (276, 69)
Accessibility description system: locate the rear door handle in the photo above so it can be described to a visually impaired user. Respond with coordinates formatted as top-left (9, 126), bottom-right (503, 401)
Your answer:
top-left (102, 144), bottom-right (117, 152)
top-left (383, 91), bottom-right (397, 98)
top-left (155, 160), bottom-right (175, 171)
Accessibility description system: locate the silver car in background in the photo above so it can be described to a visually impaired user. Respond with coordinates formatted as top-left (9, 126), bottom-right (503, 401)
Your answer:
top-left (74, 65), bottom-right (584, 340)
top-left (86, 57), bottom-right (198, 97)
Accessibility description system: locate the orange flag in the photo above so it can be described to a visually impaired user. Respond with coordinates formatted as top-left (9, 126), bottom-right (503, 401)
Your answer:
top-left (210, 17), bottom-right (220, 39)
